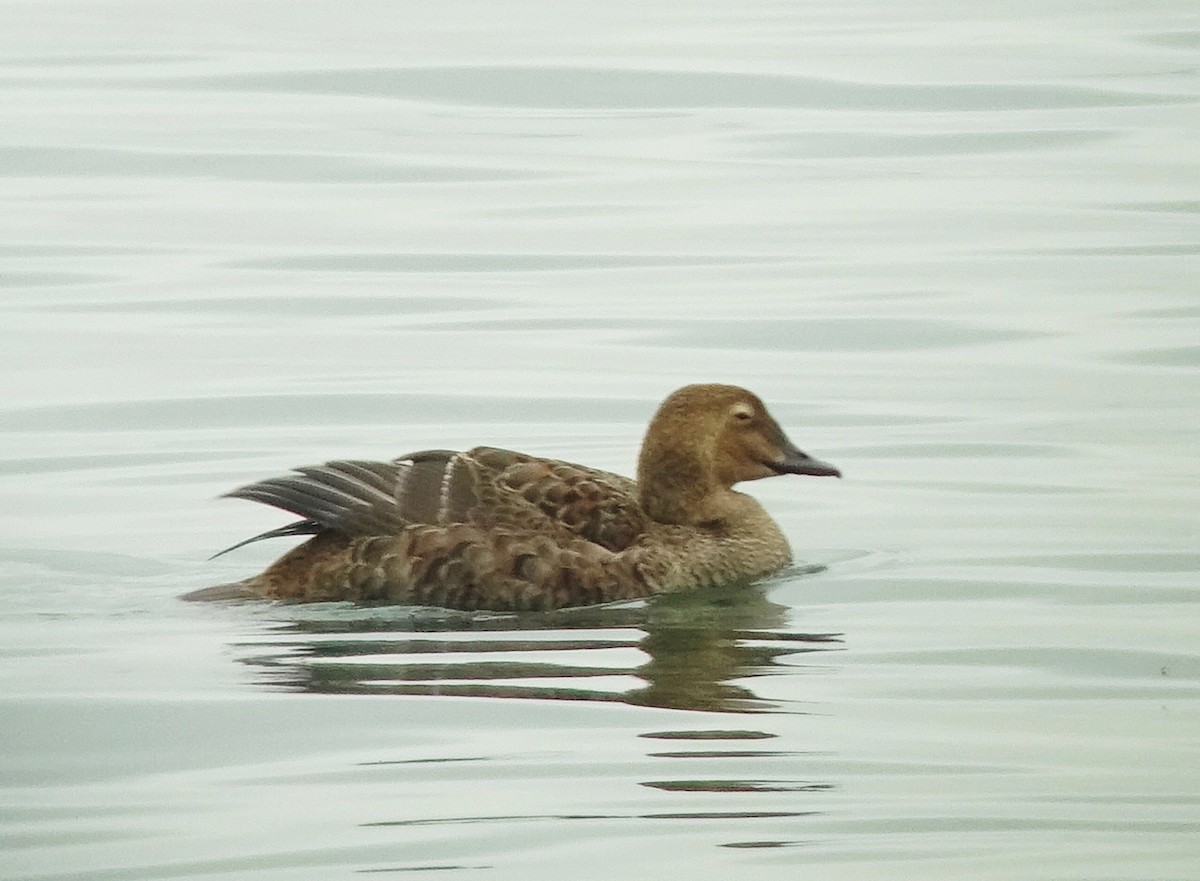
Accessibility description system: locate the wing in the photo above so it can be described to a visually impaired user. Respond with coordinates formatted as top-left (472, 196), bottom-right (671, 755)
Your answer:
top-left (220, 451), bottom-right (468, 540)
top-left (217, 446), bottom-right (648, 553)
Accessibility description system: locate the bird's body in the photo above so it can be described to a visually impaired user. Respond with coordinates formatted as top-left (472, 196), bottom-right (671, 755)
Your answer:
top-left (188, 384), bottom-right (839, 610)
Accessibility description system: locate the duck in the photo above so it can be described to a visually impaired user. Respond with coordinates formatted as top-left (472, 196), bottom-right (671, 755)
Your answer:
top-left (189, 384), bottom-right (840, 610)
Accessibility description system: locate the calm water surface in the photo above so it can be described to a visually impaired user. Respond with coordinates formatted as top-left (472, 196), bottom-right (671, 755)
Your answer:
top-left (1, 2), bottom-right (1198, 879)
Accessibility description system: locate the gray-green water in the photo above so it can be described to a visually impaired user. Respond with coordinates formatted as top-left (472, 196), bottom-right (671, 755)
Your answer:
top-left (2, 2), bottom-right (1198, 878)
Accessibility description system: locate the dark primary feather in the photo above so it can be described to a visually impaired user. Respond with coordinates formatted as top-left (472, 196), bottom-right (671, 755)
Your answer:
top-left (294, 460), bottom-right (398, 507)
top-left (222, 457), bottom-right (420, 537)
top-left (209, 519), bottom-right (323, 559)
top-left (216, 451), bottom-right (479, 552)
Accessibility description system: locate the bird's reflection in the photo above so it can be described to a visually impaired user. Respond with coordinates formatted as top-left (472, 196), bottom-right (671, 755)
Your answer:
top-left (234, 578), bottom-right (841, 713)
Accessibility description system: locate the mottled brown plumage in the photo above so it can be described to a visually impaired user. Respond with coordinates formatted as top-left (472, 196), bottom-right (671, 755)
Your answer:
top-left (189, 384), bottom-right (840, 610)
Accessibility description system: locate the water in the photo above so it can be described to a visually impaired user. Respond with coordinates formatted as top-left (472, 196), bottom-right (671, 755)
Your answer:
top-left (2, 2), bottom-right (1198, 878)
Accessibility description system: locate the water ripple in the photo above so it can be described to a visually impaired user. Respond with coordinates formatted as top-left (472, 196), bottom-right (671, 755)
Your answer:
top-left (148, 66), bottom-right (1185, 112)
